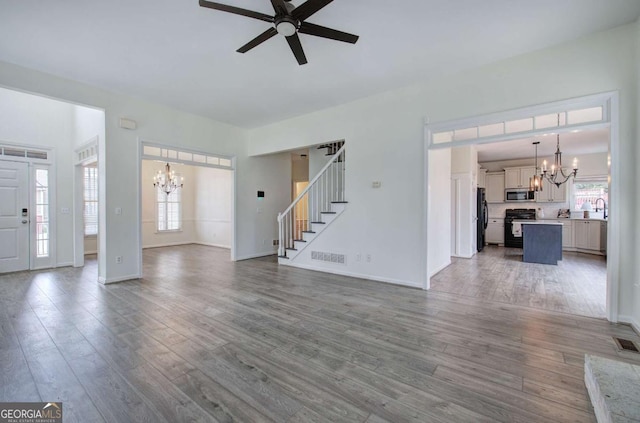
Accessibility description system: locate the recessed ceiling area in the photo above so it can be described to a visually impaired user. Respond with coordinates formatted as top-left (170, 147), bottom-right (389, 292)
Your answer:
top-left (1, 1), bottom-right (640, 128)
top-left (476, 128), bottom-right (609, 162)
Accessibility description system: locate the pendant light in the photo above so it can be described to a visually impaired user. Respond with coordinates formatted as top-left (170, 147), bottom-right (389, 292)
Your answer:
top-left (529, 141), bottom-right (543, 192)
top-left (541, 113), bottom-right (578, 187)
top-left (153, 162), bottom-right (183, 195)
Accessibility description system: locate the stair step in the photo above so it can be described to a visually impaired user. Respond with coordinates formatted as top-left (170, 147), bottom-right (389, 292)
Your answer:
top-left (293, 239), bottom-right (306, 243)
top-left (278, 255), bottom-right (288, 259)
top-left (321, 211), bottom-right (336, 214)
top-left (285, 248), bottom-right (298, 251)
top-left (302, 231), bottom-right (316, 234)
top-left (310, 221), bottom-right (326, 225)
top-left (331, 201), bottom-right (348, 204)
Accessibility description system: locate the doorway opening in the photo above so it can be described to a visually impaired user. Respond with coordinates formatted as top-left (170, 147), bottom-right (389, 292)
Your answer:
top-left (425, 92), bottom-right (619, 321)
top-left (138, 142), bottom-right (235, 278)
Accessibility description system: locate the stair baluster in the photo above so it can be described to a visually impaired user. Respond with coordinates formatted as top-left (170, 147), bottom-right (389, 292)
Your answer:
top-left (278, 144), bottom-right (346, 258)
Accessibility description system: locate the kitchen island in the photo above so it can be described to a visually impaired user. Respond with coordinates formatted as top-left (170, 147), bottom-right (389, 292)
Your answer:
top-left (521, 221), bottom-right (563, 265)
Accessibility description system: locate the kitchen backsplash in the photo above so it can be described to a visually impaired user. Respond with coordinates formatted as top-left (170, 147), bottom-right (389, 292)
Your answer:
top-left (487, 203), bottom-right (605, 219)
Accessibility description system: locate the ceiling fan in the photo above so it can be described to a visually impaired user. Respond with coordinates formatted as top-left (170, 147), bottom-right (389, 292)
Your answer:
top-left (199, 0), bottom-right (359, 65)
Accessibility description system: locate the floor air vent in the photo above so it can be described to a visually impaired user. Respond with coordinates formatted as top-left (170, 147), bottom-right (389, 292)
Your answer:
top-left (613, 337), bottom-right (640, 353)
top-left (311, 251), bottom-right (345, 265)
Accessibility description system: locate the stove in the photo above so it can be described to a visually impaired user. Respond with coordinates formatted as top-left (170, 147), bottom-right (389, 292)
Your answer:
top-left (504, 208), bottom-right (536, 248)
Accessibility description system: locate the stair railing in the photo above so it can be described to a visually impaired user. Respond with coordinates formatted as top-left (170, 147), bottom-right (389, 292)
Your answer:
top-left (278, 144), bottom-right (346, 257)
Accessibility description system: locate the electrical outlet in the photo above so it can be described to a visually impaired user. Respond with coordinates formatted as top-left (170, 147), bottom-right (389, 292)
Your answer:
top-left (356, 253), bottom-right (361, 262)
top-left (366, 254), bottom-right (371, 263)
top-left (115, 256), bottom-right (122, 264)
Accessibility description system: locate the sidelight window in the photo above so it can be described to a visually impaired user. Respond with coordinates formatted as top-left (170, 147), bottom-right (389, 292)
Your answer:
top-left (35, 169), bottom-right (49, 258)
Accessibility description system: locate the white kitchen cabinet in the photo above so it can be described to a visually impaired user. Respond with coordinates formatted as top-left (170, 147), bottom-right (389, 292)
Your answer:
top-left (485, 172), bottom-right (505, 203)
top-left (561, 220), bottom-right (573, 249)
top-left (486, 218), bottom-right (504, 244)
top-left (477, 168), bottom-right (487, 188)
top-left (574, 220), bottom-right (604, 251)
top-left (536, 183), bottom-right (567, 203)
top-left (504, 166), bottom-right (536, 188)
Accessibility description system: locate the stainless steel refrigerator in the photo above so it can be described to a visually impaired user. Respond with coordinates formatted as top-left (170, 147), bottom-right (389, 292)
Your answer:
top-left (477, 188), bottom-right (488, 252)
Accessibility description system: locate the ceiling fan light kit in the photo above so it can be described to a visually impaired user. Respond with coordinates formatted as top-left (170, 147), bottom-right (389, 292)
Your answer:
top-left (277, 19), bottom-right (298, 36)
top-left (199, 0), bottom-right (359, 65)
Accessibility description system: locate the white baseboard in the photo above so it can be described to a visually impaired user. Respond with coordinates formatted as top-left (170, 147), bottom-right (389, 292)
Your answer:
top-left (451, 253), bottom-right (474, 259)
top-left (235, 251), bottom-right (278, 261)
top-left (194, 242), bottom-right (231, 249)
top-left (280, 261), bottom-right (422, 289)
top-left (143, 241), bottom-right (193, 249)
top-left (55, 262), bottom-right (73, 268)
top-left (429, 259), bottom-right (452, 278)
top-left (618, 314), bottom-right (640, 336)
top-left (98, 274), bottom-right (141, 285)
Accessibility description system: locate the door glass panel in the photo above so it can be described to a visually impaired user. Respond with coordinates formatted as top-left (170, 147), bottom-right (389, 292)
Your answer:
top-left (35, 169), bottom-right (49, 258)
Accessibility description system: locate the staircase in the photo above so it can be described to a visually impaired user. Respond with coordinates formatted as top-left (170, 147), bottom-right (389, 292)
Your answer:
top-left (278, 142), bottom-right (346, 261)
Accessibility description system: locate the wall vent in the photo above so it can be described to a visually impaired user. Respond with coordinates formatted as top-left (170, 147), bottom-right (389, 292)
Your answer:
top-left (311, 250), bottom-right (346, 265)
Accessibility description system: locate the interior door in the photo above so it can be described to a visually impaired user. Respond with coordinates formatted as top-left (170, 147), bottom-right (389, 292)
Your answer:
top-left (0, 160), bottom-right (29, 273)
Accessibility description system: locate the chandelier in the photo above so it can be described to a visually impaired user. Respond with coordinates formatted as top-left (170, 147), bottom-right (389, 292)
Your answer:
top-left (529, 141), bottom-right (543, 192)
top-left (153, 162), bottom-right (183, 195)
top-left (540, 114), bottom-right (578, 188)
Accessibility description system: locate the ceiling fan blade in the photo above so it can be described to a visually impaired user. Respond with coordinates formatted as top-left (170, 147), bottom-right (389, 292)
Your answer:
top-left (286, 34), bottom-right (308, 65)
top-left (270, 0), bottom-right (288, 15)
top-left (299, 22), bottom-right (358, 44)
top-left (237, 28), bottom-right (278, 53)
top-left (292, 0), bottom-right (333, 21)
top-left (199, 0), bottom-right (273, 23)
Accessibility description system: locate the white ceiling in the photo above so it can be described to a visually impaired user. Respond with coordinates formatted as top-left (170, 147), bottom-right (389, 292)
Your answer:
top-left (1, 1), bottom-right (639, 128)
top-left (476, 128), bottom-right (609, 162)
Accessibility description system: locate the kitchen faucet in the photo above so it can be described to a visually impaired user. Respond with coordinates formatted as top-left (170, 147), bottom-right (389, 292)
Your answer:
top-left (594, 198), bottom-right (607, 219)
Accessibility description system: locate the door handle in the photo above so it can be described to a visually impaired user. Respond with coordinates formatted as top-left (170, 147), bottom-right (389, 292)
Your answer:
top-left (21, 220), bottom-right (28, 224)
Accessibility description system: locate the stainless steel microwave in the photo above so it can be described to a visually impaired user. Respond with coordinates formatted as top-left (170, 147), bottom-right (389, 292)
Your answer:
top-left (505, 188), bottom-right (536, 202)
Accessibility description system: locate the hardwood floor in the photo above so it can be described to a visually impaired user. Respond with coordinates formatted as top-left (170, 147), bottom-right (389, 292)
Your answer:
top-left (1, 244), bottom-right (638, 422)
top-left (431, 245), bottom-right (607, 319)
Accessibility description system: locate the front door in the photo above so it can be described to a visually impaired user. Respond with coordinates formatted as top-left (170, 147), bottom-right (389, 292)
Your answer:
top-left (0, 160), bottom-right (29, 273)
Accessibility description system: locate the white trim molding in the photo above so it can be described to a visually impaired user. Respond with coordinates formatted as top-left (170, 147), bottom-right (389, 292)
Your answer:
top-left (283, 261), bottom-right (422, 289)
top-left (235, 251), bottom-right (278, 261)
top-left (618, 315), bottom-right (640, 336)
top-left (98, 274), bottom-right (141, 285)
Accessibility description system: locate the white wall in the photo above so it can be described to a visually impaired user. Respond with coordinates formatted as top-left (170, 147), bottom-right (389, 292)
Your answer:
top-left (140, 161), bottom-right (233, 249)
top-left (429, 149), bottom-right (452, 277)
top-left (0, 87), bottom-right (76, 267)
top-left (308, 145), bottom-right (331, 178)
top-left (291, 153), bottom-right (309, 182)
top-left (194, 166), bottom-right (232, 248)
top-left (451, 146), bottom-right (479, 258)
top-left (141, 161), bottom-right (196, 248)
top-left (247, 23), bottom-right (638, 320)
top-left (236, 152), bottom-right (292, 259)
top-left (0, 61), bottom-right (291, 282)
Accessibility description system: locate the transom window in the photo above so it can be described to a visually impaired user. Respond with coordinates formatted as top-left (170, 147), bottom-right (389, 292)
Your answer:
top-left (432, 106), bottom-right (605, 144)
